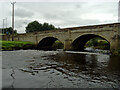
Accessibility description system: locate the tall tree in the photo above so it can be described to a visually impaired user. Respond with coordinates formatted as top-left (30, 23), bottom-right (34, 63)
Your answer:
top-left (25, 21), bottom-right (41, 33)
top-left (25, 20), bottom-right (58, 33)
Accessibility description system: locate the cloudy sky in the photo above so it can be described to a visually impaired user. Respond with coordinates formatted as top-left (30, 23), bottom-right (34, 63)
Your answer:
top-left (0, 0), bottom-right (119, 33)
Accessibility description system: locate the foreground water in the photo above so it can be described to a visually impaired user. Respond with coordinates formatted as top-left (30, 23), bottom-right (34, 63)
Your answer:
top-left (2, 50), bottom-right (120, 88)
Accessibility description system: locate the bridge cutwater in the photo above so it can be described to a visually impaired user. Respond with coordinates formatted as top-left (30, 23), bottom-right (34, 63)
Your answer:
top-left (2, 23), bottom-right (120, 52)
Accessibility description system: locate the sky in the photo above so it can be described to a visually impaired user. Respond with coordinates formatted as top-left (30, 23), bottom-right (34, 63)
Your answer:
top-left (0, 0), bottom-right (119, 33)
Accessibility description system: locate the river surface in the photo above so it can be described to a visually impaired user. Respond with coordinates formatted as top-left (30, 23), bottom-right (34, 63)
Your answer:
top-left (2, 50), bottom-right (120, 88)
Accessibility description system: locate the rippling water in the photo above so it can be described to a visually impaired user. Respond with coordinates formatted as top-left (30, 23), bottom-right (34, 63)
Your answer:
top-left (2, 50), bottom-right (120, 88)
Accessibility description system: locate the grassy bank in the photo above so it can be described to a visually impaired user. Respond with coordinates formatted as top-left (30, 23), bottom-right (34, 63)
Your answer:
top-left (0, 41), bottom-right (36, 51)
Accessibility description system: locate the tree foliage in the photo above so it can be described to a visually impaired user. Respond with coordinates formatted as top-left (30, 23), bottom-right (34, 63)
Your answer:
top-left (25, 21), bottom-right (59, 33)
top-left (1, 27), bottom-right (17, 35)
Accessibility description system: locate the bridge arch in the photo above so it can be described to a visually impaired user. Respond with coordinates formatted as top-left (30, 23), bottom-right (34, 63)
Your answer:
top-left (37, 36), bottom-right (63, 50)
top-left (72, 34), bottom-right (110, 51)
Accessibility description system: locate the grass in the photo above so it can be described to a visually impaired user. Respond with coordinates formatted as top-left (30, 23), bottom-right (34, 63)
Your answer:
top-left (0, 41), bottom-right (36, 51)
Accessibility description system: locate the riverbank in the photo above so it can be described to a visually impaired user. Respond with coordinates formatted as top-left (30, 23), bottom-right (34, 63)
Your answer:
top-left (0, 41), bottom-right (36, 51)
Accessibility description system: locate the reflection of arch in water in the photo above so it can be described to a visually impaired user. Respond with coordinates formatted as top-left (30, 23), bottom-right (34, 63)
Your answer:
top-left (72, 34), bottom-right (110, 51)
top-left (85, 54), bottom-right (98, 69)
top-left (47, 52), bottom-right (99, 73)
top-left (37, 37), bottom-right (63, 50)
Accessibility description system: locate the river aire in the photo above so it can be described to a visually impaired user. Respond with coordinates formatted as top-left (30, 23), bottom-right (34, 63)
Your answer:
top-left (2, 50), bottom-right (120, 88)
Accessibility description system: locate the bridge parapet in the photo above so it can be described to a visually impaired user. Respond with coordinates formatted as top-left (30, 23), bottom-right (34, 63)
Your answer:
top-left (66, 23), bottom-right (119, 31)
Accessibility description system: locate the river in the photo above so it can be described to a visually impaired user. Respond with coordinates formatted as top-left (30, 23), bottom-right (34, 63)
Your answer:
top-left (2, 50), bottom-right (120, 89)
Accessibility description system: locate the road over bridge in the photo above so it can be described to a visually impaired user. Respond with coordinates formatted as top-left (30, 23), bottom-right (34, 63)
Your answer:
top-left (2, 23), bottom-right (120, 52)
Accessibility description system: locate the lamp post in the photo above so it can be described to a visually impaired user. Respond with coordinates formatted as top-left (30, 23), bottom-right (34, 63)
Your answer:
top-left (11, 2), bottom-right (16, 41)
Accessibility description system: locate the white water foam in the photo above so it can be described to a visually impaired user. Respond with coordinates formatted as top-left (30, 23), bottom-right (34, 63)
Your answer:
top-left (65, 51), bottom-right (101, 55)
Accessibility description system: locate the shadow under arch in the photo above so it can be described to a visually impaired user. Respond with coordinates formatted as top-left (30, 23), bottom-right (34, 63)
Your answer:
top-left (72, 34), bottom-right (110, 51)
top-left (37, 37), bottom-right (63, 50)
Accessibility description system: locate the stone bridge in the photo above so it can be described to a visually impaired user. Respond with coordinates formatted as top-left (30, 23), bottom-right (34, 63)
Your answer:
top-left (2, 23), bottom-right (120, 51)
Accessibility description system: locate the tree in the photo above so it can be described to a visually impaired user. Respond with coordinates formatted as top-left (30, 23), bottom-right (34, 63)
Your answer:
top-left (1, 27), bottom-right (17, 35)
top-left (25, 21), bottom-right (41, 33)
top-left (25, 20), bottom-right (59, 33)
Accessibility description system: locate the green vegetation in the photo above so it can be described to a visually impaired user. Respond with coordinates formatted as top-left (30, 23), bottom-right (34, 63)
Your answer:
top-left (85, 38), bottom-right (110, 50)
top-left (110, 49), bottom-right (120, 55)
top-left (52, 40), bottom-right (64, 49)
top-left (25, 20), bottom-right (60, 33)
top-left (1, 27), bottom-right (17, 35)
top-left (0, 41), bottom-right (36, 51)
top-left (0, 40), bottom-right (63, 51)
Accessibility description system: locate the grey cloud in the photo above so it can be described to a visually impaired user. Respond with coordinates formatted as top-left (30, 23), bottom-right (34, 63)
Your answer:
top-left (75, 4), bottom-right (81, 8)
top-left (7, 2), bottom-right (117, 33)
top-left (54, 18), bottom-right (101, 28)
top-left (15, 19), bottom-right (32, 33)
top-left (75, 2), bottom-right (87, 9)
top-left (16, 2), bottom-right (117, 21)
top-left (15, 8), bottom-right (34, 18)
top-left (83, 2), bottom-right (117, 15)
top-left (15, 19), bottom-right (31, 28)
top-left (43, 10), bottom-right (72, 20)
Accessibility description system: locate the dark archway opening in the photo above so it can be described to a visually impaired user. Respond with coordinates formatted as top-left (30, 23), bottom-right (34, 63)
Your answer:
top-left (37, 37), bottom-right (63, 50)
top-left (72, 34), bottom-right (110, 51)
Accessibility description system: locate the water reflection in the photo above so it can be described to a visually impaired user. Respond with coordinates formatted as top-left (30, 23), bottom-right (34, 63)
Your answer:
top-left (2, 50), bottom-right (120, 88)
top-left (108, 55), bottom-right (120, 71)
top-left (22, 51), bottom-right (120, 77)
top-left (46, 52), bottom-right (107, 72)
top-left (19, 51), bottom-right (117, 82)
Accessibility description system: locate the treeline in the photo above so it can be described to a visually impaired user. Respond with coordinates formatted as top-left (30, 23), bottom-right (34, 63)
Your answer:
top-left (0, 21), bottom-right (59, 34)
top-left (25, 21), bottom-right (60, 33)
top-left (0, 27), bottom-right (17, 35)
